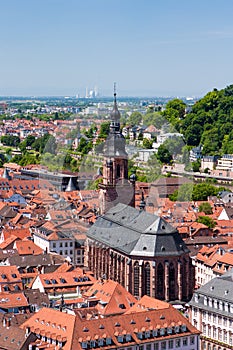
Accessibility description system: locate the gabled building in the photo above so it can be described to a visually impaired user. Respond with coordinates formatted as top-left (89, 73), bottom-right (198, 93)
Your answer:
top-left (0, 265), bottom-right (23, 292)
top-left (20, 297), bottom-right (200, 350)
top-left (30, 268), bottom-right (96, 300)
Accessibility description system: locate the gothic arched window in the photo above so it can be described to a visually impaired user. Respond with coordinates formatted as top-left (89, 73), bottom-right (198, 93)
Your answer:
top-left (116, 164), bottom-right (121, 178)
top-left (143, 262), bottom-right (151, 296)
top-left (169, 263), bottom-right (176, 300)
top-left (133, 262), bottom-right (140, 297)
top-left (157, 263), bottom-right (164, 299)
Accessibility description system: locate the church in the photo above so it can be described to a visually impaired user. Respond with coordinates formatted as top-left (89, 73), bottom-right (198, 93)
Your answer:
top-left (86, 91), bottom-right (194, 302)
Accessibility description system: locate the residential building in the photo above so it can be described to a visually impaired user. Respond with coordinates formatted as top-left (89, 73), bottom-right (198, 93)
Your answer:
top-left (20, 296), bottom-right (200, 350)
top-left (216, 154), bottom-right (233, 171)
top-left (201, 156), bottom-right (219, 172)
top-left (190, 270), bottom-right (233, 350)
top-left (30, 268), bottom-right (96, 300)
top-left (189, 145), bottom-right (202, 163)
top-left (157, 132), bottom-right (183, 146)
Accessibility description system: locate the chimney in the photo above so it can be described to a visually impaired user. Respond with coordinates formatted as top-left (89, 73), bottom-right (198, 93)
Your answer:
top-left (6, 317), bottom-right (11, 328)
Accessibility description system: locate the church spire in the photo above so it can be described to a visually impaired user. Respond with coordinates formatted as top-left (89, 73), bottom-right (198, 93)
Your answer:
top-left (110, 83), bottom-right (121, 133)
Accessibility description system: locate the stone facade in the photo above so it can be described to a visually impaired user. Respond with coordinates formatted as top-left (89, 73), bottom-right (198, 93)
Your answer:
top-left (86, 203), bottom-right (195, 302)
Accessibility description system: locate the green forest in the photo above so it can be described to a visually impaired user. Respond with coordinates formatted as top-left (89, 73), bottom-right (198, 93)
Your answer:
top-left (166, 84), bottom-right (233, 155)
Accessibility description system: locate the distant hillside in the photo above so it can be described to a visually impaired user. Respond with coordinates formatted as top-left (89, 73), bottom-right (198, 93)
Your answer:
top-left (179, 84), bottom-right (233, 155)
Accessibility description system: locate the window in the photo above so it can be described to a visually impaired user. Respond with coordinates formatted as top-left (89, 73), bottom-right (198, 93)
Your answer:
top-left (106, 338), bottom-right (111, 345)
top-left (194, 308), bottom-right (197, 317)
top-left (175, 339), bottom-right (180, 348)
top-left (203, 325), bottom-right (206, 336)
top-left (117, 336), bottom-right (123, 343)
top-left (208, 312), bottom-right (211, 321)
top-left (202, 311), bottom-right (206, 320)
top-left (218, 316), bottom-right (222, 325)
top-left (143, 263), bottom-right (151, 296)
top-left (59, 242), bottom-right (63, 247)
top-left (223, 318), bottom-right (227, 326)
top-left (223, 331), bottom-right (227, 343)
top-left (157, 263), bottom-right (164, 298)
top-left (98, 339), bottom-right (104, 346)
top-left (183, 338), bottom-right (188, 346)
top-left (230, 335), bottom-right (233, 346)
top-left (213, 327), bottom-right (217, 339)
top-left (70, 242), bottom-right (73, 247)
top-left (146, 344), bottom-right (151, 350)
top-left (168, 340), bottom-right (173, 349)
top-left (208, 326), bottom-right (211, 337)
top-left (126, 334), bottom-right (131, 342)
top-left (190, 336), bottom-right (195, 345)
top-left (161, 341), bottom-right (166, 350)
top-left (160, 328), bottom-right (165, 336)
top-left (53, 243), bottom-right (56, 248)
top-left (65, 242), bottom-right (68, 247)
top-left (134, 262), bottom-right (140, 297)
top-left (145, 331), bottom-right (150, 339)
top-left (169, 263), bottom-right (176, 300)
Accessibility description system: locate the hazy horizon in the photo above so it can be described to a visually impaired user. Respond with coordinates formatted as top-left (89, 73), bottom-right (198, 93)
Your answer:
top-left (1, 0), bottom-right (233, 97)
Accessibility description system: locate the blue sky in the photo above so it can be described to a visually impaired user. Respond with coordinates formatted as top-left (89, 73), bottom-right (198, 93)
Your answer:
top-left (1, 0), bottom-right (233, 96)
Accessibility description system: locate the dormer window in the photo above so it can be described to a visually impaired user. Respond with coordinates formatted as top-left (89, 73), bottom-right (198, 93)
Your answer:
top-left (160, 328), bottom-right (165, 336)
top-left (98, 339), bottom-right (104, 346)
top-left (145, 331), bottom-right (150, 338)
top-left (117, 335), bottom-right (123, 343)
top-left (125, 334), bottom-right (131, 342)
top-left (167, 327), bottom-right (172, 334)
top-left (181, 325), bottom-right (187, 332)
top-left (106, 338), bottom-right (112, 345)
top-left (12, 274), bottom-right (17, 278)
top-left (137, 332), bottom-right (143, 340)
top-left (2, 274), bottom-right (7, 279)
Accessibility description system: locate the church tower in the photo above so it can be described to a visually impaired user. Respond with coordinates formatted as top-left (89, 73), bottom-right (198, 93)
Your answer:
top-left (99, 88), bottom-right (135, 214)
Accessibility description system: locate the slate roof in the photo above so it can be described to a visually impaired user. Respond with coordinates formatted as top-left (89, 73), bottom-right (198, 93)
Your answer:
top-left (87, 203), bottom-right (189, 257)
top-left (190, 270), bottom-right (233, 309)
